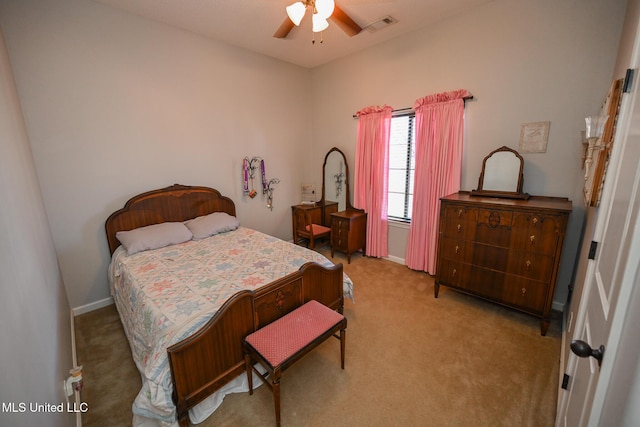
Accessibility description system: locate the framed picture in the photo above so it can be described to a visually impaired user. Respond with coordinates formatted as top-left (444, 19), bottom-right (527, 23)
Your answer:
top-left (519, 121), bottom-right (550, 153)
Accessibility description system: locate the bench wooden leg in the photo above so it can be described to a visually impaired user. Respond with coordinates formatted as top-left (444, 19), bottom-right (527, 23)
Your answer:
top-left (244, 353), bottom-right (254, 395)
top-left (340, 328), bottom-right (346, 369)
top-left (272, 372), bottom-right (282, 427)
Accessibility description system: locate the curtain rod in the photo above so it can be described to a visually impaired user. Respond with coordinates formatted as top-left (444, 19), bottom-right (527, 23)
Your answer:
top-left (352, 95), bottom-right (473, 119)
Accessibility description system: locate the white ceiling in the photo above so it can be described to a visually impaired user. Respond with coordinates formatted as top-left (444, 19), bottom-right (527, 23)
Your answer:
top-left (93, 0), bottom-right (495, 69)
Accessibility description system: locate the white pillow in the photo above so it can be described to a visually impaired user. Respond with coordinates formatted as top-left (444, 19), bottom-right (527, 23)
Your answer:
top-left (184, 212), bottom-right (240, 239)
top-left (116, 222), bottom-right (193, 255)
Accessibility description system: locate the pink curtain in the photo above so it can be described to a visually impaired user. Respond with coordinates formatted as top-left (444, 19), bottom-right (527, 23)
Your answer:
top-left (406, 89), bottom-right (470, 274)
top-left (353, 105), bottom-right (393, 258)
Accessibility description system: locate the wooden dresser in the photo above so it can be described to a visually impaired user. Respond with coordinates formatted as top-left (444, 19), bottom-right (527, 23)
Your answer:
top-left (435, 191), bottom-right (572, 335)
top-left (330, 210), bottom-right (367, 264)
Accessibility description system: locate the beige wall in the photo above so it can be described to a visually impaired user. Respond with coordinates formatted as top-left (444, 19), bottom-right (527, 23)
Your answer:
top-left (310, 0), bottom-right (628, 308)
top-left (0, 0), bottom-right (313, 309)
top-left (0, 28), bottom-right (74, 427)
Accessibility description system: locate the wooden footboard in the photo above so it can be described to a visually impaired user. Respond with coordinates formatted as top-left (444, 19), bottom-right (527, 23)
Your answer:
top-left (166, 262), bottom-right (344, 426)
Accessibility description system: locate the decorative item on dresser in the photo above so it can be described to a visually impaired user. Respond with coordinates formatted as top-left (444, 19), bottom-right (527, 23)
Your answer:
top-left (435, 148), bottom-right (572, 335)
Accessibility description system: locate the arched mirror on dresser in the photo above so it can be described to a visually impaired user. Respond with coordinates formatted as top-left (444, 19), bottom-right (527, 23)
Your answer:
top-left (470, 145), bottom-right (530, 199)
top-left (291, 147), bottom-right (367, 263)
top-left (320, 147), bottom-right (352, 212)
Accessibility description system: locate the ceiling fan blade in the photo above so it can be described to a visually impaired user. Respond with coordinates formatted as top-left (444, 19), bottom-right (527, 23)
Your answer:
top-left (330, 4), bottom-right (363, 37)
top-left (273, 17), bottom-right (295, 38)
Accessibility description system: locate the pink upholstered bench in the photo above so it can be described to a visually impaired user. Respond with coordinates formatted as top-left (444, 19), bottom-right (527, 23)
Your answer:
top-left (242, 300), bottom-right (347, 426)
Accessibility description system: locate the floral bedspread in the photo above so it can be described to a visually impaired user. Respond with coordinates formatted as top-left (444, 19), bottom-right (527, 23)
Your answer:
top-left (108, 226), bottom-right (354, 425)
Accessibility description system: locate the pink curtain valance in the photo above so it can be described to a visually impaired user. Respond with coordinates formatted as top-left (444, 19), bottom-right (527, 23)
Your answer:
top-left (413, 89), bottom-right (471, 109)
top-left (356, 105), bottom-right (393, 117)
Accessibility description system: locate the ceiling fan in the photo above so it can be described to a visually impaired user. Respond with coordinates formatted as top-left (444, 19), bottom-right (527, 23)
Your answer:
top-left (273, 0), bottom-right (363, 39)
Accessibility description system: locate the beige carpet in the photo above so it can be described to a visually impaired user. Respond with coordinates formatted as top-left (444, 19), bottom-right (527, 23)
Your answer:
top-left (75, 249), bottom-right (561, 426)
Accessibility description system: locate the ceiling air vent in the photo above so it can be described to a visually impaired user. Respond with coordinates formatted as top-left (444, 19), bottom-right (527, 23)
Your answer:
top-left (365, 16), bottom-right (397, 33)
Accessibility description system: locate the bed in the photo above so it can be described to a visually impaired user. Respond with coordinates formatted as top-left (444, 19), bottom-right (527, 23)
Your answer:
top-left (105, 184), bottom-right (354, 427)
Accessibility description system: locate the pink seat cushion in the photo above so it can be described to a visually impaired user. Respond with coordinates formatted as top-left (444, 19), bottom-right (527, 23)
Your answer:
top-left (305, 224), bottom-right (331, 235)
top-left (245, 300), bottom-right (344, 367)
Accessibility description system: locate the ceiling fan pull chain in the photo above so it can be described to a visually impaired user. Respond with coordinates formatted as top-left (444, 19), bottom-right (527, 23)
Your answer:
top-left (311, 31), bottom-right (324, 45)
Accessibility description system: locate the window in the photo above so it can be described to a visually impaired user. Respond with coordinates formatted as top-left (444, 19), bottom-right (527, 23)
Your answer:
top-left (388, 113), bottom-right (415, 221)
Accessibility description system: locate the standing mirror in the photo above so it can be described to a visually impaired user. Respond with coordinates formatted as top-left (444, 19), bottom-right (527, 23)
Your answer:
top-left (471, 146), bottom-right (530, 199)
top-left (320, 147), bottom-right (353, 211)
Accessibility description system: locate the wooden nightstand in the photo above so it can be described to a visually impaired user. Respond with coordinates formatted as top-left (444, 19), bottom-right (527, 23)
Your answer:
top-left (330, 210), bottom-right (367, 263)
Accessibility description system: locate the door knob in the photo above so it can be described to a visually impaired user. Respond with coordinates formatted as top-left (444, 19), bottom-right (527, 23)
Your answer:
top-left (571, 340), bottom-right (605, 367)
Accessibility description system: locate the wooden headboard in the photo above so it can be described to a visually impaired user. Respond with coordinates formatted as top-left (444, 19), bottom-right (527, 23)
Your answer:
top-left (105, 184), bottom-right (236, 255)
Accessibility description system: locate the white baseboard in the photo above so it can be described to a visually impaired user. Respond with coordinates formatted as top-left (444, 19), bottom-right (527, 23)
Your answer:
top-left (552, 300), bottom-right (565, 312)
top-left (68, 310), bottom-right (83, 427)
top-left (384, 254), bottom-right (405, 265)
top-left (72, 297), bottom-right (114, 316)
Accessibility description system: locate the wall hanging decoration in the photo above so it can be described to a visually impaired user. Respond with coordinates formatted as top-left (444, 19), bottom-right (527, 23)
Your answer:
top-left (242, 156), bottom-right (264, 198)
top-left (519, 121), bottom-right (550, 153)
top-left (265, 178), bottom-right (281, 211)
top-left (582, 78), bottom-right (624, 207)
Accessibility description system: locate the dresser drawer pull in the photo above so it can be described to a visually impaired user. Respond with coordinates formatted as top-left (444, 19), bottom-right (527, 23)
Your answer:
top-left (457, 209), bottom-right (463, 217)
top-left (526, 260), bottom-right (531, 270)
top-left (457, 224), bottom-right (462, 232)
top-left (455, 245), bottom-right (460, 254)
top-left (452, 268), bottom-right (457, 277)
top-left (530, 235), bottom-right (536, 244)
top-left (522, 287), bottom-right (527, 296)
top-left (532, 217), bottom-right (539, 225)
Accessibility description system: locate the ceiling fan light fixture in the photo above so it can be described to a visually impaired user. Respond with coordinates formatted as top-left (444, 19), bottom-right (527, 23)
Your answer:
top-left (315, 0), bottom-right (335, 19)
top-left (312, 13), bottom-right (329, 32)
top-left (286, 2), bottom-right (306, 26)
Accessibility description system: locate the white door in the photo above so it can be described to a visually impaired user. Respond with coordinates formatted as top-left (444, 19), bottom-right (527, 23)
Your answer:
top-left (557, 56), bottom-right (640, 427)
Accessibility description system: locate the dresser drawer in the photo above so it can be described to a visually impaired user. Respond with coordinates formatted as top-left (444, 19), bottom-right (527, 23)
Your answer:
top-left (437, 262), bottom-right (505, 303)
top-left (510, 212), bottom-right (562, 255)
top-left (438, 237), bottom-right (474, 263)
top-left (332, 217), bottom-right (350, 234)
top-left (440, 205), bottom-right (477, 241)
top-left (467, 266), bottom-right (505, 301)
top-left (506, 251), bottom-right (555, 282)
top-left (331, 217), bottom-right (349, 250)
top-left (436, 259), bottom-right (471, 288)
top-left (501, 277), bottom-right (548, 314)
top-left (470, 242), bottom-right (510, 272)
top-left (474, 209), bottom-right (513, 246)
top-left (442, 204), bottom-right (477, 222)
